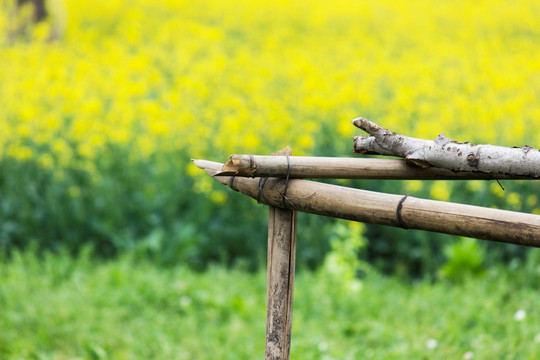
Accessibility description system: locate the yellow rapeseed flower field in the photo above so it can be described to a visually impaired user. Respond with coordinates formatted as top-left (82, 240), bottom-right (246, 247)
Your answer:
top-left (1, 0), bottom-right (539, 235)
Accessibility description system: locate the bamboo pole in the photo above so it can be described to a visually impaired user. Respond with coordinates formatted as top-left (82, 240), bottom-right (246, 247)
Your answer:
top-left (265, 147), bottom-right (297, 360)
top-left (216, 155), bottom-right (536, 180)
top-left (193, 160), bottom-right (540, 246)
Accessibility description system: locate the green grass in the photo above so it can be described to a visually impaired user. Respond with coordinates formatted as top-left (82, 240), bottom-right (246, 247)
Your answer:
top-left (1, 249), bottom-right (540, 359)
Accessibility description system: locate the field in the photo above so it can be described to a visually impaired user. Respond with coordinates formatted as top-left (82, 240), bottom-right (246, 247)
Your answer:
top-left (2, 249), bottom-right (540, 359)
top-left (1, 0), bottom-right (540, 358)
top-left (1, 0), bottom-right (540, 269)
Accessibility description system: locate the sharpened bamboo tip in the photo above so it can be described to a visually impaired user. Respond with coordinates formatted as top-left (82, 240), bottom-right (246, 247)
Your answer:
top-left (191, 159), bottom-right (223, 176)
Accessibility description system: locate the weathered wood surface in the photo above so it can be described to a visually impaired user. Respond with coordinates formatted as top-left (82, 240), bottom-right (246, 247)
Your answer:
top-left (265, 146), bottom-right (296, 360)
top-left (194, 160), bottom-right (540, 246)
top-left (217, 155), bottom-right (535, 180)
top-left (265, 147), bottom-right (297, 360)
top-left (352, 117), bottom-right (540, 177)
top-left (265, 206), bottom-right (296, 359)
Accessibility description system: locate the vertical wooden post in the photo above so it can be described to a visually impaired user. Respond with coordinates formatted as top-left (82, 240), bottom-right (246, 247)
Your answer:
top-left (265, 147), bottom-right (297, 360)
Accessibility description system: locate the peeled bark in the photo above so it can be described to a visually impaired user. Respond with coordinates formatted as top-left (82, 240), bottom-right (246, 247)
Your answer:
top-left (352, 117), bottom-right (540, 177)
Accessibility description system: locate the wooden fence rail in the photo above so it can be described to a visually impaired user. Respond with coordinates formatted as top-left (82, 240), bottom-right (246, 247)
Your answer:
top-left (217, 156), bottom-right (538, 180)
top-left (195, 159), bottom-right (540, 246)
top-left (194, 126), bottom-right (540, 359)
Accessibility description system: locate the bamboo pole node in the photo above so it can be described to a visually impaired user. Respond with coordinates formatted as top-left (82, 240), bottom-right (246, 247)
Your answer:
top-left (249, 154), bottom-right (256, 170)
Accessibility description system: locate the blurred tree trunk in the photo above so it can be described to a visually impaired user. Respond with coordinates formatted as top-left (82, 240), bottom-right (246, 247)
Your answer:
top-left (17, 0), bottom-right (49, 23)
top-left (7, 0), bottom-right (65, 42)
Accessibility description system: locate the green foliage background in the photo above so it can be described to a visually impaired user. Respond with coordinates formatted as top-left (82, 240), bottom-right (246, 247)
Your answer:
top-left (2, 249), bottom-right (540, 358)
top-left (1, 0), bottom-right (539, 275)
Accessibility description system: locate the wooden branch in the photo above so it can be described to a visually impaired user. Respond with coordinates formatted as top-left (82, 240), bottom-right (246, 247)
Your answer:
top-left (352, 117), bottom-right (540, 177)
top-left (217, 155), bottom-right (535, 180)
top-left (193, 160), bottom-right (540, 246)
top-left (265, 147), bottom-right (296, 360)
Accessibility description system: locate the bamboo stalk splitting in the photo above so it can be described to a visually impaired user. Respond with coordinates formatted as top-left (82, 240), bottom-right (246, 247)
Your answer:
top-left (193, 160), bottom-right (540, 246)
top-left (217, 156), bottom-right (537, 180)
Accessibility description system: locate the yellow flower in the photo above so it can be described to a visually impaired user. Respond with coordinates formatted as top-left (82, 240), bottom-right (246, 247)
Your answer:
top-left (298, 134), bottom-right (314, 150)
top-left (16, 123), bottom-right (32, 137)
top-left (148, 121), bottom-right (170, 136)
top-left (52, 139), bottom-right (70, 156)
top-left (337, 121), bottom-right (353, 137)
top-left (8, 145), bottom-right (33, 160)
top-left (37, 153), bottom-right (55, 169)
top-left (489, 182), bottom-right (505, 198)
top-left (186, 162), bottom-right (202, 177)
top-left (210, 190), bottom-right (228, 205)
top-left (193, 177), bottom-right (213, 194)
top-left (0, 0), bottom-right (537, 222)
top-left (243, 133), bottom-right (260, 151)
top-left (466, 181), bottom-right (484, 193)
top-left (507, 192), bottom-right (521, 206)
top-left (405, 180), bottom-right (423, 194)
top-left (430, 182), bottom-right (451, 202)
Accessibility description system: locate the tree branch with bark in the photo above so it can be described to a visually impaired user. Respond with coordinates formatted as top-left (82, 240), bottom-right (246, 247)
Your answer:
top-left (352, 117), bottom-right (540, 178)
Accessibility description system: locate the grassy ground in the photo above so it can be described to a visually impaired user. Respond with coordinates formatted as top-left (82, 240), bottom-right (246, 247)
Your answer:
top-left (2, 250), bottom-right (540, 359)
